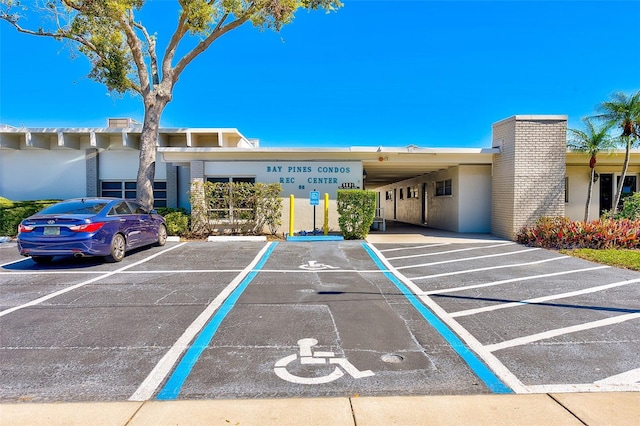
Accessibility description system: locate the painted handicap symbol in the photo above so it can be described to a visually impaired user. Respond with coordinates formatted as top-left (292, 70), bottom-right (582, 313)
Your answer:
top-left (299, 261), bottom-right (339, 271)
top-left (274, 338), bottom-right (374, 385)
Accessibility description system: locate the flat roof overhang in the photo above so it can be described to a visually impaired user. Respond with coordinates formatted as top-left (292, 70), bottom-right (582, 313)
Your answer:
top-left (159, 146), bottom-right (499, 187)
top-left (566, 151), bottom-right (640, 167)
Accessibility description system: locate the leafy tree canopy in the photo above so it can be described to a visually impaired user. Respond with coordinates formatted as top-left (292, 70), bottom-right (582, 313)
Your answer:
top-left (1, 0), bottom-right (342, 96)
top-left (1, 0), bottom-right (342, 210)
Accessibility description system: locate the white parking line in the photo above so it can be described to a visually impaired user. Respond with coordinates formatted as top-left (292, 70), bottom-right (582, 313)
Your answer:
top-left (378, 243), bottom-right (450, 253)
top-left (0, 243), bottom-right (187, 318)
top-left (1, 271), bottom-right (109, 275)
top-left (411, 256), bottom-right (569, 280)
top-left (365, 243), bottom-right (529, 393)
top-left (450, 277), bottom-right (640, 317)
top-left (129, 242), bottom-right (275, 401)
top-left (395, 248), bottom-right (540, 270)
top-left (424, 265), bottom-right (610, 295)
top-left (485, 312), bottom-right (640, 352)
top-left (595, 367), bottom-right (640, 385)
top-left (0, 257), bottom-right (30, 268)
top-left (386, 242), bottom-right (515, 260)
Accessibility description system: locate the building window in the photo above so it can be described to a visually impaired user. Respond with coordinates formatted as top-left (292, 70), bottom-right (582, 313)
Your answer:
top-left (399, 188), bottom-right (404, 200)
top-left (385, 190), bottom-right (393, 200)
top-left (435, 179), bottom-right (452, 197)
top-left (100, 181), bottom-right (167, 208)
top-left (207, 177), bottom-right (255, 184)
top-left (408, 186), bottom-right (418, 198)
top-left (565, 177), bottom-right (569, 203)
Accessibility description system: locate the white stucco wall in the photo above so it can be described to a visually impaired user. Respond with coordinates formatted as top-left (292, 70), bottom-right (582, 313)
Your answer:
top-left (426, 167), bottom-right (460, 232)
top-left (458, 165), bottom-right (492, 232)
top-left (0, 150), bottom-right (86, 201)
top-left (373, 165), bottom-right (491, 233)
top-left (99, 150), bottom-right (167, 180)
top-left (204, 160), bottom-right (362, 199)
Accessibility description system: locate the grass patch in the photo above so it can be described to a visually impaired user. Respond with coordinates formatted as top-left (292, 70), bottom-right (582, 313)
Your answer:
top-left (561, 248), bottom-right (640, 271)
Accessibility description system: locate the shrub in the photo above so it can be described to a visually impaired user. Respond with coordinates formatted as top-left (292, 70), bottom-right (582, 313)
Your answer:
top-left (517, 216), bottom-right (640, 250)
top-left (163, 211), bottom-right (189, 236)
top-left (336, 190), bottom-right (376, 240)
top-left (602, 191), bottom-right (640, 220)
top-left (0, 200), bottom-right (59, 236)
top-left (188, 181), bottom-right (283, 236)
top-left (0, 197), bottom-right (13, 208)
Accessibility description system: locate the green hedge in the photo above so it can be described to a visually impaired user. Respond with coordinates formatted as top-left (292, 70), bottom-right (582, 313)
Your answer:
top-left (0, 200), bottom-right (59, 236)
top-left (336, 190), bottom-right (376, 239)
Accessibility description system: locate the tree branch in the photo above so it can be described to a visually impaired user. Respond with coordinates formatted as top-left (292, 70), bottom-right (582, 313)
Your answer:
top-left (132, 17), bottom-right (159, 86)
top-left (117, 13), bottom-right (150, 95)
top-left (173, 3), bottom-right (256, 80)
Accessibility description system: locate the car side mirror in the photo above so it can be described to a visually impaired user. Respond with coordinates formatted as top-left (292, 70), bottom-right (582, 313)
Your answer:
top-left (149, 209), bottom-right (158, 215)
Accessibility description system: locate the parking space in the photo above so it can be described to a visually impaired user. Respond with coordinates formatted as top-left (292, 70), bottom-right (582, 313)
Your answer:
top-left (0, 242), bottom-right (268, 401)
top-left (1, 238), bottom-right (639, 403)
top-left (370, 241), bottom-right (640, 393)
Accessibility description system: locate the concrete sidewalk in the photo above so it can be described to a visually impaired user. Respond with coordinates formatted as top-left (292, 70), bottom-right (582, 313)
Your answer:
top-left (2, 392), bottom-right (639, 426)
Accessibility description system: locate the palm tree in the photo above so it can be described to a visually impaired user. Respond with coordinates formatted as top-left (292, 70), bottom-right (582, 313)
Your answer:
top-left (568, 118), bottom-right (616, 221)
top-left (594, 91), bottom-right (640, 213)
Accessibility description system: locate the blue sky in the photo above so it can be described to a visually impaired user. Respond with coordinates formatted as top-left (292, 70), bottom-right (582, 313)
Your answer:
top-left (1, 1), bottom-right (639, 148)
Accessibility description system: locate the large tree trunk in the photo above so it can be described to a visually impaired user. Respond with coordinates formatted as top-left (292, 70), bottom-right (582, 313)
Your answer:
top-left (612, 136), bottom-right (632, 214)
top-left (136, 95), bottom-right (168, 212)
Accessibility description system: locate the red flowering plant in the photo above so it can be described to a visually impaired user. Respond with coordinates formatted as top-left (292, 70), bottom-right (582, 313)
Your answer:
top-left (517, 216), bottom-right (640, 250)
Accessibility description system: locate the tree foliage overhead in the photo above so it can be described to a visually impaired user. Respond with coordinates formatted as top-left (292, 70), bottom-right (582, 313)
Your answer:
top-left (1, 0), bottom-right (342, 97)
top-left (1, 0), bottom-right (342, 210)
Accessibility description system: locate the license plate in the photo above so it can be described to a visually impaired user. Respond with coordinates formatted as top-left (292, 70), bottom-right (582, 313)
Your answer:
top-left (43, 227), bottom-right (60, 236)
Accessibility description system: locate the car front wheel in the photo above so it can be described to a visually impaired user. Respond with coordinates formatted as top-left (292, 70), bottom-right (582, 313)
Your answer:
top-left (156, 224), bottom-right (167, 246)
top-left (105, 234), bottom-right (126, 263)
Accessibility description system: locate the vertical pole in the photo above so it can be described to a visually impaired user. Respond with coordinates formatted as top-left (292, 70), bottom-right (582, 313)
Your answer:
top-left (289, 194), bottom-right (294, 237)
top-left (324, 193), bottom-right (329, 235)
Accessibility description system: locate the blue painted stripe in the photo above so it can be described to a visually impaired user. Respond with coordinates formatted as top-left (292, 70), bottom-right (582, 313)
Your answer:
top-left (362, 243), bottom-right (513, 394)
top-left (156, 242), bottom-right (278, 400)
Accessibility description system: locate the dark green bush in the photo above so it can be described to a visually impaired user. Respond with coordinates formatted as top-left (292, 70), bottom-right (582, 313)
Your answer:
top-left (517, 216), bottom-right (640, 249)
top-left (0, 200), bottom-right (59, 236)
top-left (164, 211), bottom-right (190, 236)
top-left (336, 190), bottom-right (376, 239)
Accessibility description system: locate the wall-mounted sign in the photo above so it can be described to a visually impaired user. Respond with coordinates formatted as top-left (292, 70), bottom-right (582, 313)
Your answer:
top-left (204, 161), bottom-right (362, 198)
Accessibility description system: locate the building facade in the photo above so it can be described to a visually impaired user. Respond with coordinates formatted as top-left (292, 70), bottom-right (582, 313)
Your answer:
top-left (1, 115), bottom-right (638, 239)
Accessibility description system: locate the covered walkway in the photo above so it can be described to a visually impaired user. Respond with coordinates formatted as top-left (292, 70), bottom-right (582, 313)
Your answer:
top-left (365, 221), bottom-right (504, 244)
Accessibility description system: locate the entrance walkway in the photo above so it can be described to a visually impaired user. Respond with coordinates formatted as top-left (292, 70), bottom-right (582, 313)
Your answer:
top-left (366, 221), bottom-right (504, 244)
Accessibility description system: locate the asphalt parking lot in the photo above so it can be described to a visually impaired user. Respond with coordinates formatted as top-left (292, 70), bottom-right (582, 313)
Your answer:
top-left (1, 237), bottom-right (639, 402)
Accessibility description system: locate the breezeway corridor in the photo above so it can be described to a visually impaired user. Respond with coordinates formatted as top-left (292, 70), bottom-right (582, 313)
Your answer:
top-left (1, 235), bottom-right (639, 402)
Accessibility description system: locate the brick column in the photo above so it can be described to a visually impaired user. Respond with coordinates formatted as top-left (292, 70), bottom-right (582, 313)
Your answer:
top-left (85, 148), bottom-right (99, 197)
top-left (189, 161), bottom-right (207, 234)
top-left (491, 115), bottom-right (567, 240)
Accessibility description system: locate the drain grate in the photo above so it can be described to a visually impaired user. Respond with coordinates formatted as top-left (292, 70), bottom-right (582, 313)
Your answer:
top-left (381, 353), bottom-right (404, 363)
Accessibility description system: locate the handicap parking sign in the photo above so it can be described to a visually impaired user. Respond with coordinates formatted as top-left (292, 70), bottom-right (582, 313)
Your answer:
top-left (310, 191), bottom-right (320, 206)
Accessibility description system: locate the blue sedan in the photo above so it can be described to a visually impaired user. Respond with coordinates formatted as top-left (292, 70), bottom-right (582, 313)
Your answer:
top-left (17, 198), bottom-right (168, 263)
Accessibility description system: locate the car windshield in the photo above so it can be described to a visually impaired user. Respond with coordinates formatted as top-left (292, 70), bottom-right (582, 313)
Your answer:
top-left (37, 200), bottom-right (109, 215)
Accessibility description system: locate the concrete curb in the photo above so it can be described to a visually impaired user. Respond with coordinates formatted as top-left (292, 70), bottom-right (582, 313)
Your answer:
top-left (1, 393), bottom-right (639, 425)
top-left (207, 235), bottom-right (267, 242)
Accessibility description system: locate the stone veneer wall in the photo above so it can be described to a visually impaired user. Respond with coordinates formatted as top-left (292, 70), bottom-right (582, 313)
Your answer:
top-left (166, 163), bottom-right (178, 209)
top-left (85, 148), bottom-right (99, 197)
top-left (491, 115), bottom-right (567, 239)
